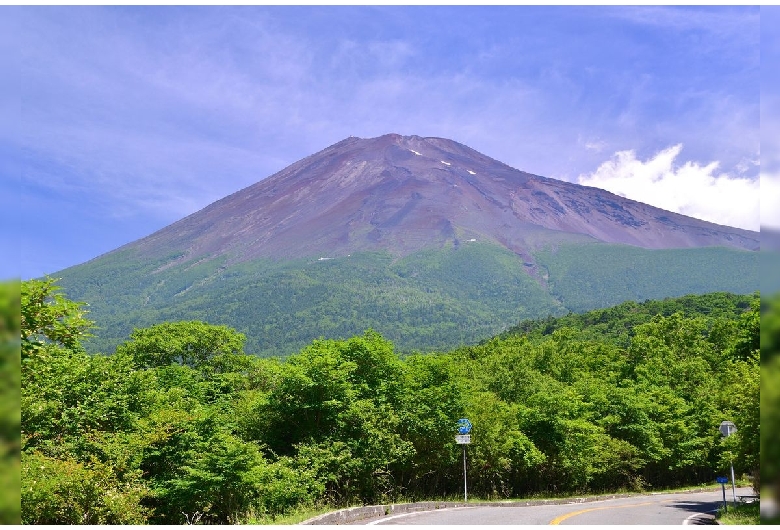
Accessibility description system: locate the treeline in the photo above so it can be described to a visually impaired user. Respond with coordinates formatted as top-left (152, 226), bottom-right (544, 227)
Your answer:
top-left (58, 244), bottom-right (559, 357)
top-left (57, 242), bottom-right (758, 358)
top-left (20, 279), bottom-right (759, 524)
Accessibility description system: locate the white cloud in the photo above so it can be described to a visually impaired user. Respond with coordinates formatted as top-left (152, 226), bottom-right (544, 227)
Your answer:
top-left (762, 172), bottom-right (780, 230)
top-left (578, 135), bottom-right (608, 153)
top-left (577, 145), bottom-right (759, 231)
top-left (584, 140), bottom-right (607, 153)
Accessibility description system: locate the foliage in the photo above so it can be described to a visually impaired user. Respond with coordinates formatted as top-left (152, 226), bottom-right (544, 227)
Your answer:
top-left (21, 277), bottom-right (92, 358)
top-left (0, 281), bottom-right (20, 524)
top-left (53, 242), bottom-right (757, 357)
top-left (116, 320), bottom-right (246, 370)
top-left (535, 243), bottom-right (758, 314)
top-left (504, 291), bottom-right (754, 348)
top-left (20, 280), bottom-right (760, 523)
top-left (21, 451), bottom-right (149, 524)
top-left (716, 501), bottom-right (760, 525)
top-left (255, 331), bottom-right (416, 504)
top-left (761, 292), bottom-right (780, 517)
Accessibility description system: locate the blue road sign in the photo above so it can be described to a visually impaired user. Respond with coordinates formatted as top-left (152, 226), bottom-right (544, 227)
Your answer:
top-left (716, 476), bottom-right (729, 484)
top-left (457, 418), bottom-right (472, 435)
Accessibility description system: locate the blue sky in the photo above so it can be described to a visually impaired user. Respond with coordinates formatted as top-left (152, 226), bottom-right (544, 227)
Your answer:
top-left (5, 5), bottom-right (765, 280)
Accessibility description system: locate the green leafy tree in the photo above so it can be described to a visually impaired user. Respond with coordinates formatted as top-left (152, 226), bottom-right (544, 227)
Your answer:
top-left (731, 296), bottom-right (759, 363)
top-left (251, 454), bottom-right (324, 517)
top-left (116, 320), bottom-right (246, 371)
top-left (21, 278), bottom-right (92, 359)
top-left (256, 332), bottom-right (416, 504)
top-left (396, 353), bottom-right (465, 498)
top-left (18, 278), bottom-right (764, 520)
top-left (465, 391), bottom-right (544, 498)
top-left (163, 431), bottom-right (266, 523)
top-left (21, 451), bottom-right (149, 524)
top-left (716, 361), bottom-right (759, 486)
top-left (21, 279), bottom-right (152, 524)
top-left (0, 281), bottom-right (21, 524)
top-left (716, 298), bottom-right (759, 491)
top-left (581, 383), bottom-right (662, 490)
top-left (760, 294), bottom-right (780, 511)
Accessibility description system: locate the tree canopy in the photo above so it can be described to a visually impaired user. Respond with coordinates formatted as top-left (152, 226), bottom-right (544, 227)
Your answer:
top-left (19, 279), bottom-right (761, 524)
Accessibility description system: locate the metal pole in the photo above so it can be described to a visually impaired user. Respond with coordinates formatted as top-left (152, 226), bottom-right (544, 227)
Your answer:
top-left (730, 459), bottom-right (737, 505)
top-left (463, 445), bottom-right (468, 503)
top-left (722, 483), bottom-right (727, 513)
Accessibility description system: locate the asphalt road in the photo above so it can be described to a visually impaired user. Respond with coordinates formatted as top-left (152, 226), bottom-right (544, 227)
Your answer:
top-left (358, 487), bottom-right (754, 525)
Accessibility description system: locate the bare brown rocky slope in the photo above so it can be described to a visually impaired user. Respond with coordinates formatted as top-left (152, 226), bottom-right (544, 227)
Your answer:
top-left (126, 133), bottom-right (758, 269)
top-left (59, 134), bottom-right (759, 356)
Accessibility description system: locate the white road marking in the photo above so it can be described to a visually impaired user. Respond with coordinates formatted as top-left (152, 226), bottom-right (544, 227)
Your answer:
top-left (682, 510), bottom-right (716, 525)
top-left (366, 507), bottom-right (468, 525)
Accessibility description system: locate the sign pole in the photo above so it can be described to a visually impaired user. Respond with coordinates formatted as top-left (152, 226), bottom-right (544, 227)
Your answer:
top-left (719, 421), bottom-right (738, 507)
top-left (463, 444), bottom-right (468, 503)
top-left (716, 476), bottom-right (729, 512)
top-left (730, 459), bottom-right (737, 506)
top-left (456, 418), bottom-right (472, 505)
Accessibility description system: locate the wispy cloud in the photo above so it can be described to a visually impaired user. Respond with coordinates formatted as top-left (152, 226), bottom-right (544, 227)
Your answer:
top-left (8, 6), bottom-right (761, 279)
top-left (16, 6), bottom-right (760, 197)
top-left (579, 136), bottom-right (608, 153)
top-left (578, 145), bottom-right (759, 231)
top-left (606, 5), bottom-right (759, 48)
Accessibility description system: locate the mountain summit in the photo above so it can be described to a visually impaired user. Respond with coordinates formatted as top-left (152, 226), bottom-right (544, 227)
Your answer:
top-left (59, 134), bottom-right (759, 356)
top-left (130, 133), bottom-right (758, 267)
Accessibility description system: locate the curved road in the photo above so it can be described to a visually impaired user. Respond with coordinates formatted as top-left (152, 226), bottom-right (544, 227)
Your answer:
top-left (358, 487), bottom-right (753, 525)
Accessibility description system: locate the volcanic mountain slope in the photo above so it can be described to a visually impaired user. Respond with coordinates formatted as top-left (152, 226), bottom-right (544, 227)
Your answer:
top-left (57, 134), bottom-right (759, 356)
top-left (130, 133), bottom-right (758, 267)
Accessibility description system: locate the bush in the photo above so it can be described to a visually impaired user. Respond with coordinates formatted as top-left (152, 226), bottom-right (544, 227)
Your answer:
top-left (21, 451), bottom-right (149, 524)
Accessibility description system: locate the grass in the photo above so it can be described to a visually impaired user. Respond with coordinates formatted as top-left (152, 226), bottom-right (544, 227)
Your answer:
top-left (716, 501), bottom-right (760, 525)
top-left (240, 505), bottom-right (339, 525)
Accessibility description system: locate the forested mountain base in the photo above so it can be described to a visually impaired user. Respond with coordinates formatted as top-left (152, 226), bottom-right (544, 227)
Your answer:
top-left (20, 279), bottom-right (760, 524)
top-left (55, 241), bottom-right (758, 357)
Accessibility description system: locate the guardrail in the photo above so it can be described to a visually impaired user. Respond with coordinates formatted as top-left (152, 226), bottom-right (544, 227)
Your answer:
top-left (738, 495), bottom-right (759, 503)
top-left (298, 487), bottom-right (736, 525)
top-left (299, 492), bottom-right (663, 525)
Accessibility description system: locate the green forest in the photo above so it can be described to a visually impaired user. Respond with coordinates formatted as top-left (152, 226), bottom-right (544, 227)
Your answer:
top-left (14, 279), bottom-right (764, 524)
top-left (55, 241), bottom-right (758, 357)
